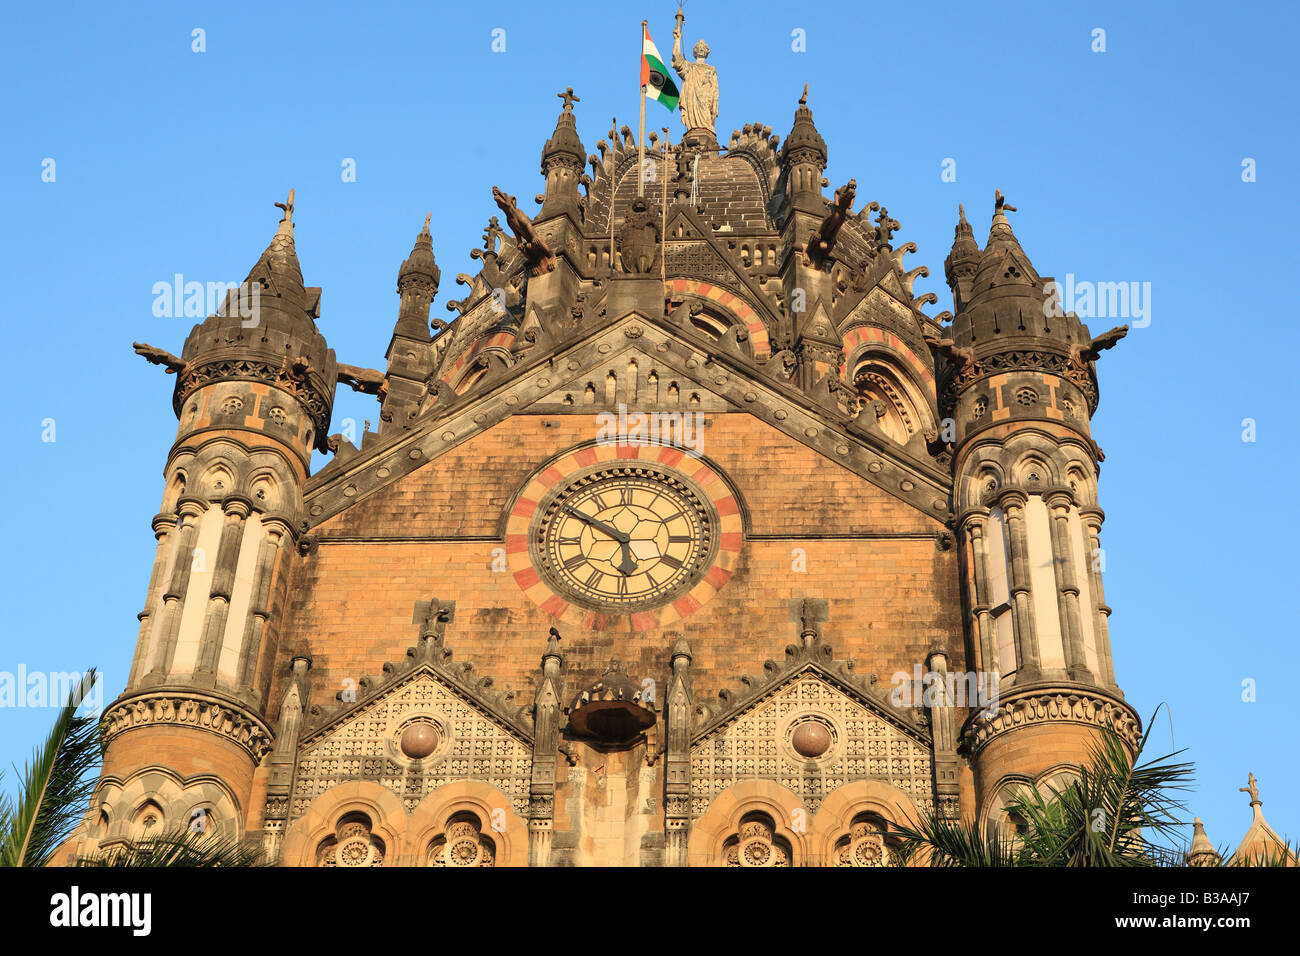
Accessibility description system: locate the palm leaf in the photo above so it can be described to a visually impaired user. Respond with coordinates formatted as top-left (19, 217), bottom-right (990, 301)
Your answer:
top-left (0, 670), bottom-right (102, 867)
top-left (76, 826), bottom-right (266, 867)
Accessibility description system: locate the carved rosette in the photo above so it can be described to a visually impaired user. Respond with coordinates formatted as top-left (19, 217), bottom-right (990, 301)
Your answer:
top-left (101, 691), bottom-right (274, 762)
top-left (962, 688), bottom-right (1141, 758)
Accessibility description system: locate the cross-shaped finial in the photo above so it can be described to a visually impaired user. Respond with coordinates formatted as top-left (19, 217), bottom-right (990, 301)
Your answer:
top-left (558, 87), bottom-right (580, 112)
top-left (275, 188), bottom-right (295, 223)
top-left (799, 83), bottom-right (809, 106)
top-left (995, 189), bottom-right (1017, 215)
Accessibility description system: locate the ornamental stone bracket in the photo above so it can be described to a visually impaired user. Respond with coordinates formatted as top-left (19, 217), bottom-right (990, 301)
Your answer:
top-left (101, 690), bottom-right (275, 763)
top-left (959, 685), bottom-right (1142, 758)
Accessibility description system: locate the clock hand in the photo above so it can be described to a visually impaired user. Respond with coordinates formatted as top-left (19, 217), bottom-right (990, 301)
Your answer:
top-left (561, 504), bottom-right (629, 543)
top-left (562, 504), bottom-right (639, 575)
top-left (614, 541), bottom-right (638, 575)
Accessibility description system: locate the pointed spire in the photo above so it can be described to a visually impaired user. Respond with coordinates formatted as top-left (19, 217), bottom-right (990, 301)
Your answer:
top-left (986, 188), bottom-right (1023, 251)
top-left (398, 211), bottom-right (440, 288)
top-left (944, 203), bottom-right (981, 310)
top-left (543, 626), bottom-right (564, 665)
top-left (781, 83), bottom-right (827, 169)
top-left (248, 188), bottom-right (305, 296)
top-left (541, 86), bottom-right (585, 173)
top-left (1186, 817), bottom-right (1221, 866)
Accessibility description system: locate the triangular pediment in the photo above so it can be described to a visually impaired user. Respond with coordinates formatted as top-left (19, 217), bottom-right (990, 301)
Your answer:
top-left (304, 310), bottom-right (953, 528)
top-left (688, 636), bottom-right (934, 815)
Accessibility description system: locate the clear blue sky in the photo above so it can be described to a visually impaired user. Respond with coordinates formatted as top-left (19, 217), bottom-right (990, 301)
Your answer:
top-left (2, 0), bottom-right (1295, 855)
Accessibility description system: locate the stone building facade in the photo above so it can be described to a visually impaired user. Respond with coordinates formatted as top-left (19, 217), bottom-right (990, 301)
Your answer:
top-left (61, 79), bottom-right (1154, 867)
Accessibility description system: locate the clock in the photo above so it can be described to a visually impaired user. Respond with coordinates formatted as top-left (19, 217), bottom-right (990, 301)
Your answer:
top-left (535, 468), bottom-right (714, 612)
top-left (506, 446), bottom-right (744, 628)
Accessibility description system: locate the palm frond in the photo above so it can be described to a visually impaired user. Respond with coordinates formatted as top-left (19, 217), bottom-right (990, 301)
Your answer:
top-left (75, 826), bottom-right (266, 867)
top-left (890, 812), bottom-right (1020, 867)
top-left (0, 670), bottom-right (102, 868)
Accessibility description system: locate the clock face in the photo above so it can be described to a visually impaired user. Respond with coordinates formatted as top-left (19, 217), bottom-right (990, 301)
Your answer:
top-left (534, 467), bottom-right (715, 612)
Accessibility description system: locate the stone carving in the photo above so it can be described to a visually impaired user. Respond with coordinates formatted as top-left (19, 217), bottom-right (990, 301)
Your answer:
top-left (873, 206), bottom-right (900, 248)
top-left (722, 813), bottom-right (791, 867)
top-left (961, 689), bottom-right (1142, 756)
top-left (173, 357), bottom-right (333, 443)
top-left (690, 619), bottom-right (933, 817)
top-left (1072, 324), bottom-right (1128, 364)
top-left (671, 7), bottom-right (718, 134)
top-left (833, 815), bottom-right (890, 867)
top-left (101, 692), bottom-right (274, 762)
top-left (132, 342), bottom-right (187, 375)
top-left (617, 197), bottom-right (662, 274)
top-left (428, 812), bottom-right (497, 867)
top-left (315, 815), bottom-right (384, 867)
top-left (804, 179), bottom-right (856, 270)
top-left (492, 186), bottom-right (555, 275)
top-left (337, 363), bottom-right (388, 398)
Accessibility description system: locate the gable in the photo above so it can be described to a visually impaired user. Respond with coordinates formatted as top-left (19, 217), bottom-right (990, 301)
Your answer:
top-left (306, 314), bottom-right (952, 529)
top-left (689, 671), bottom-right (933, 817)
top-left (292, 669), bottom-right (532, 819)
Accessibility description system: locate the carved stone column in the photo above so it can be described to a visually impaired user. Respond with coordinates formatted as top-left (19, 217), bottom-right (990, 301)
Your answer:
top-left (235, 515), bottom-right (292, 697)
top-left (958, 508), bottom-right (996, 675)
top-left (147, 497), bottom-right (207, 683)
top-left (529, 629), bottom-right (564, 867)
top-left (925, 650), bottom-right (961, 820)
top-left (1045, 488), bottom-right (1091, 683)
top-left (263, 655), bottom-right (311, 862)
top-left (195, 495), bottom-right (252, 681)
top-left (129, 512), bottom-right (177, 686)
top-left (996, 488), bottom-right (1040, 682)
top-left (1079, 506), bottom-right (1117, 688)
top-left (663, 635), bottom-right (693, 866)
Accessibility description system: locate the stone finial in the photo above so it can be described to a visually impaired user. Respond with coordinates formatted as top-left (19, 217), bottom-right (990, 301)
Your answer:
top-left (1240, 771), bottom-right (1261, 807)
top-left (994, 189), bottom-right (1016, 216)
top-left (275, 188), bottom-right (295, 223)
top-left (557, 87), bottom-right (580, 112)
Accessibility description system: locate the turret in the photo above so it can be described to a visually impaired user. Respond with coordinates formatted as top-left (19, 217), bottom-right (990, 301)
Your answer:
top-left (539, 87), bottom-right (586, 222)
top-left (380, 214), bottom-right (440, 431)
top-left (778, 85), bottom-right (828, 215)
top-left (98, 192), bottom-right (336, 847)
top-left (943, 191), bottom-right (1138, 833)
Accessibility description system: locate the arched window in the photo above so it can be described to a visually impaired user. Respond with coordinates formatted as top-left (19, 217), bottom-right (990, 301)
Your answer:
top-left (721, 812), bottom-right (791, 867)
top-left (315, 811), bottom-right (385, 867)
top-left (833, 813), bottom-right (893, 867)
top-left (426, 812), bottom-right (496, 867)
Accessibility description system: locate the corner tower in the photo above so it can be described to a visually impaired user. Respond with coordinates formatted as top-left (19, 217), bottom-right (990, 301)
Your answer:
top-left (85, 193), bottom-right (336, 852)
top-left (938, 192), bottom-right (1138, 828)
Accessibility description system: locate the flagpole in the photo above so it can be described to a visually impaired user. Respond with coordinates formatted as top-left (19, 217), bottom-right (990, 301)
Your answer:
top-left (661, 127), bottom-right (669, 283)
top-left (610, 115), bottom-right (617, 278)
top-left (638, 20), bottom-right (647, 197)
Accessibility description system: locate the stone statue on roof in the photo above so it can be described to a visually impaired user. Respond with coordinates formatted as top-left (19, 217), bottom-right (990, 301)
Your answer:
top-left (672, 7), bottom-right (718, 135)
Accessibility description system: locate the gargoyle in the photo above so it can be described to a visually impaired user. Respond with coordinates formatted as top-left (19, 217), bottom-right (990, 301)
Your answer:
top-left (337, 363), bottom-right (388, 398)
top-left (492, 186), bottom-right (555, 275)
top-left (132, 342), bottom-right (186, 375)
top-left (803, 179), bottom-right (856, 269)
top-left (923, 334), bottom-right (976, 371)
top-left (1072, 325), bottom-right (1127, 363)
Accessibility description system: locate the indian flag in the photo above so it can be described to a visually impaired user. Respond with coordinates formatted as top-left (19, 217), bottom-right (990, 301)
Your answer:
top-left (641, 25), bottom-right (679, 110)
